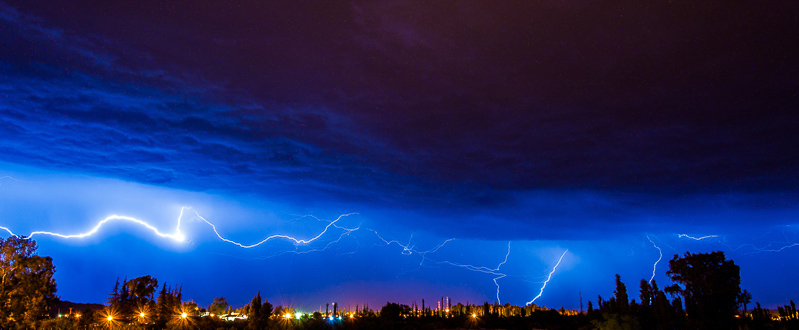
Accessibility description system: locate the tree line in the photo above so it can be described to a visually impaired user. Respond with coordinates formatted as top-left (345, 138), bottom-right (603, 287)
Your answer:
top-left (3, 236), bottom-right (799, 329)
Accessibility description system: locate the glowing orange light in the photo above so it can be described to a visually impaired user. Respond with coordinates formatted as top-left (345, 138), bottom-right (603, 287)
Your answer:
top-left (472, 313), bottom-right (477, 318)
top-left (140, 312), bottom-right (146, 318)
top-left (107, 315), bottom-right (113, 321)
top-left (181, 312), bottom-right (187, 319)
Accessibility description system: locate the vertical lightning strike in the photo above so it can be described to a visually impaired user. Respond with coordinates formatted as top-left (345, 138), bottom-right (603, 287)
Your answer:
top-left (646, 236), bottom-right (662, 283)
top-left (527, 249), bottom-right (568, 305)
top-left (492, 242), bottom-right (512, 303)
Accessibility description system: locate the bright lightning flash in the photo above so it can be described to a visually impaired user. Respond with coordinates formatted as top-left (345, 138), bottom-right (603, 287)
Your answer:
top-left (527, 249), bottom-right (568, 305)
top-left (1, 207), bottom-right (358, 251)
top-left (5, 208), bottom-right (188, 242)
top-left (1, 200), bottom-right (570, 306)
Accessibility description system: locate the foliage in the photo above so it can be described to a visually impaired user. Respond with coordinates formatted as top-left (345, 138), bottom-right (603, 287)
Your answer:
top-left (592, 313), bottom-right (640, 330)
top-left (0, 237), bottom-right (58, 329)
top-left (666, 251), bottom-right (740, 329)
top-left (209, 296), bottom-right (229, 316)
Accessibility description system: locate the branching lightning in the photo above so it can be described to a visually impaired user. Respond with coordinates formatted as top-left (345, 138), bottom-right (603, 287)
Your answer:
top-left (0, 195), bottom-right (570, 305)
top-left (367, 229), bottom-right (454, 263)
top-left (646, 236), bottom-right (662, 283)
top-left (527, 249), bottom-right (568, 305)
top-left (676, 230), bottom-right (799, 255)
top-left (439, 241), bottom-right (511, 303)
top-left (0, 207), bottom-right (359, 252)
top-left (367, 233), bottom-right (526, 304)
top-left (192, 211), bottom-right (358, 248)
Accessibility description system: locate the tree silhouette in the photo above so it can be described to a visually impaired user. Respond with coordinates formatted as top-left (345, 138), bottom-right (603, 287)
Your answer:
top-left (739, 289), bottom-right (752, 313)
top-left (247, 290), bottom-right (271, 329)
top-left (380, 302), bottom-right (403, 324)
top-left (614, 274), bottom-right (629, 314)
top-left (666, 251), bottom-right (740, 330)
top-left (0, 237), bottom-right (58, 329)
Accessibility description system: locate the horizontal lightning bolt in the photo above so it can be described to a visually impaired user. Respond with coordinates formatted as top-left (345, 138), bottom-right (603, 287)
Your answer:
top-left (10, 207), bottom-right (188, 242)
top-left (1, 207), bottom-right (358, 251)
top-left (192, 211), bottom-right (358, 248)
top-left (0, 175), bottom-right (29, 184)
top-left (677, 234), bottom-right (718, 240)
top-left (1, 195), bottom-right (571, 306)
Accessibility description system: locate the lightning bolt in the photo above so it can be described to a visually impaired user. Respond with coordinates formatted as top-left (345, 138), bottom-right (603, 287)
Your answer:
top-left (0, 207), bottom-right (359, 252)
top-left (439, 241), bottom-right (511, 303)
top-left (368, 231), bottom-right (518, 303)
top-left (676, 229), bottom-right (799, 255)
top-left (0, 175), bottom-right (30, 183)
top-left (1, 195), bottom-right (569, 306)
top-left (646, 236), bottom-right (662, 283)
top-left (7, 207), bottom-right (189, 242)
top-left (192, 211), bottom-right (358, 248)
top-left (367, 229), bottom-right (454, 263)
top-left (677, 234), bottom-right (718, 241)
top-left (0, 225), bottom-right (14, 237)
top-left (527, 249), bottom-right (568, 305)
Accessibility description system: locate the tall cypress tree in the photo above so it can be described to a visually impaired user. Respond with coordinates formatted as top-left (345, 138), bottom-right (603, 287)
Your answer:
top-left (614, 274), bottom-right (629, 314)
top-left (108, 277), bottom-right (120, 306)
top-left (156, 283), bottom-right (169, 326)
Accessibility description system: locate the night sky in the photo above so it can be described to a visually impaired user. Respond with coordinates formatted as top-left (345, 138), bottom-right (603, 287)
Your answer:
top-left (1, 0), bottom-right (798, 311)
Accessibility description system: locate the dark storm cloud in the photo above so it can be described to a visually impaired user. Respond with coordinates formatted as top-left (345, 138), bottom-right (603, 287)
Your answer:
top-left (1, 0), bottom-right (798, 226)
